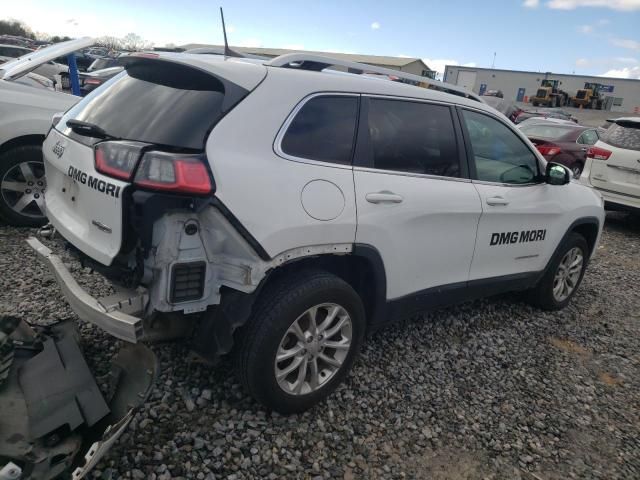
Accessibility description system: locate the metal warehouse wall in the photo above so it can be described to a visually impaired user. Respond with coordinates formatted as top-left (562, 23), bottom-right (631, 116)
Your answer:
top-left (443, 66), bottom-right (640, 113)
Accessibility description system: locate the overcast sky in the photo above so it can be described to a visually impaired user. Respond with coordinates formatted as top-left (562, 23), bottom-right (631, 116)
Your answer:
top-left (3, 0), bottom-right (640, 79)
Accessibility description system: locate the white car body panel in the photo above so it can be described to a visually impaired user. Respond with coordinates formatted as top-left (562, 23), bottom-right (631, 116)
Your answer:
top-left (470, 181), bottom-right (604, 280)
top-left (43, 129), bottom-right (127, 265)
top-left (0, 37), bottom-right (93, 80)
top-left (0, 79), bottom-right (78, 148)
top-left (353, 170), bottom-right (481, 298)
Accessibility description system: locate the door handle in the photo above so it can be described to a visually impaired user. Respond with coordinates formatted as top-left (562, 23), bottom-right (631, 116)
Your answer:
top-left (581, 147), bottom-right (588, 152)
top-left (486, 196), bottom-right (509, 206)
top-left (365, 191), bottom-right (404, 204)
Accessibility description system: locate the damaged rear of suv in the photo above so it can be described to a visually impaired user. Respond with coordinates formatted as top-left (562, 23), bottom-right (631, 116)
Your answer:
top-left (29, 51), bottom-right (604, 419)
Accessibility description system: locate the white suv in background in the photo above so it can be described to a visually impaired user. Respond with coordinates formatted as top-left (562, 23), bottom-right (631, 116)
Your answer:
top-left (30, 52), bottom-right (604, 413)
top-left (580, 118), bottom-right (640, 213)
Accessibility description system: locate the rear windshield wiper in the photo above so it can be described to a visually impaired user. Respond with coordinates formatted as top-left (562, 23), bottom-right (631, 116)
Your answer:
top-left (66, 119), bottom-right (120, 140)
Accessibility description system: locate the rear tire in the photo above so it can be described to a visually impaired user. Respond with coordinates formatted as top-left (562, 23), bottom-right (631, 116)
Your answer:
top-left (527, 233), bottom-right (589, 311)
top-left (234, 269), bottom-right (366, 413)
top-left (0, 145), bottom-right (47, 227)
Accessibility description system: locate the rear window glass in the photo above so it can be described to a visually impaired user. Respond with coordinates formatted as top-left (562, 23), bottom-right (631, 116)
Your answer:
top-left (60, 62), bottom-right (230, 150)
top-left (601, 123), bottom-right (640, 151)
top-left (520, 125), bottom-right (575, 139)
top-left (281, 96), bottom-right (359, 165)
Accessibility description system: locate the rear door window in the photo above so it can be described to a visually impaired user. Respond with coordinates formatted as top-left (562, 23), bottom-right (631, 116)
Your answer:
top-left (601, 123), bottom-right (640, 151)
top-left (280, 95), bottom-right (359, 165)
top-left (364, 98), bottom-right (461, 178)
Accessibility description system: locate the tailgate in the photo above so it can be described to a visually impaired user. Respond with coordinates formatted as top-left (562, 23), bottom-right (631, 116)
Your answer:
top-left (590, 141), bottom-right (640, 199)
top-left (43, 129), bottom-right (128, 266)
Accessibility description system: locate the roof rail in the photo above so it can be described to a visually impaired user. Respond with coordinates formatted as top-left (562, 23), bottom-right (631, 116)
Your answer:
top-left (266, 53), bottom-right (483, 103)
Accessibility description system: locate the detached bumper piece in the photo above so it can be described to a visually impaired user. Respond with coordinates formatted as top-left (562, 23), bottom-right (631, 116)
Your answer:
top-left (0, 315), bottom-right (158, 480)
top-left (26, 237), bottom-right (145, 343)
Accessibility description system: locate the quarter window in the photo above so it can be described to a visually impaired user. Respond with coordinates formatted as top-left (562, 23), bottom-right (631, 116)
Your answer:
top-left (366, 99), bottom-right (460, 177)
top-left (461, 109), bottom-right (540, 184)
top-left (281, 96), bottom-right (359, 165)
top-left (578, 130), bottom-right (599, 145)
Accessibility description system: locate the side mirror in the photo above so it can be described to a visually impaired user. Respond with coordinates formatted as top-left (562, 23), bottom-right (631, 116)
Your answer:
top-left (546, 162), bottom-right (571, 185)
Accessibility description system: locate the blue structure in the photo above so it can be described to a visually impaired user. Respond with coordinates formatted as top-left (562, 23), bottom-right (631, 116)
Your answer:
top-left (67, 53), bottom-right (81, 96)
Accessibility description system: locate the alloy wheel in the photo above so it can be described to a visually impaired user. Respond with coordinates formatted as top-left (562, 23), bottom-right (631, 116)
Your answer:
top-left (274, 303), bottom-right (352, 395)
top-left (0, 161), bottom-right (46, 219)
top-left (552, 247), bottom-right (584, 302)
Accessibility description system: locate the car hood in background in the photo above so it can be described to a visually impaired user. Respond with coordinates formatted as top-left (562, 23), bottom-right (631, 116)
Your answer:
top-left (0, 37), bottom-right (94, 81)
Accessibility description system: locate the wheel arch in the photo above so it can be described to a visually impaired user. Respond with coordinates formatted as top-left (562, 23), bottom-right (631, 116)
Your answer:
top-left (0, 135), bottom-right (45, 157)
top-left (191, 244), bottom-right (389, 361)
top-left (264, 244), bottom-right (388, 328)
top-left (569, 217), bottom-right (600, 257)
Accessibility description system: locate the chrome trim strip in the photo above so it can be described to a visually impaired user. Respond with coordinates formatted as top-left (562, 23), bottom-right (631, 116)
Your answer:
top-left (353, 166), bottom-right (472, 183)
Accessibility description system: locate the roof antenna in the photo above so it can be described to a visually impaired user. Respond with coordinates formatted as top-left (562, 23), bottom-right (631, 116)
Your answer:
top-left (220, 7), bottom-right (241, 57)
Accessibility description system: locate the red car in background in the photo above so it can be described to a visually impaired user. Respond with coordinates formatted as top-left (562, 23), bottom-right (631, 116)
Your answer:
top-left (519, 121), bottom-right (600, 178)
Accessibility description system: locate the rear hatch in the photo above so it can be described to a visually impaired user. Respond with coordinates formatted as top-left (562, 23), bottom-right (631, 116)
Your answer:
top-left (44, 54), bottom-right (266, 266)
top-left (589, 119), bottom-right (640, 199)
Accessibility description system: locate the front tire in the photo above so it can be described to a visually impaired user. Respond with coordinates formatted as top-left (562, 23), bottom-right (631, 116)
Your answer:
top-left (527, 233), bottom-right (588, 310)
top-left (570, 163), bottom-right (583, 178)
top-left (234, 269), bottom-right (365, 413)
top-left (0, 145), bottom-right (47, 227)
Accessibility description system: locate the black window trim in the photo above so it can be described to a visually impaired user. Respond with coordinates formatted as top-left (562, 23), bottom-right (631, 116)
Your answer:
top-left (273, 91), bottom-right (361, 169)
top-left (353, 94), bottom-right (471, 183)
top-left (455, 105), bottom-right (545, 187)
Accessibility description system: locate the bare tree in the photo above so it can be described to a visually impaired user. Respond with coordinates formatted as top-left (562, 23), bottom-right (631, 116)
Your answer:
top-left (96, 36), bottom-right (122, 50)
top-left (120, 33), bottom-right (153, 51)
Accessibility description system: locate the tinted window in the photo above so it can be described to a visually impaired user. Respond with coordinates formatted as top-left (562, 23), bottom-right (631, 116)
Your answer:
top-left (281, 96), bottom-right (358, 164)
top-left (366, 99), bottom-right (460, 177)
top-left (601, 123), bottom-right (640, 151)
top-left (462, 109), bottom-right (540, 184)
top-left (61, 62), bottom-right (232, 150)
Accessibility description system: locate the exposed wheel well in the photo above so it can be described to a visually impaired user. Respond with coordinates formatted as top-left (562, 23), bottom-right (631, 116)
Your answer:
top-left (265, 251), bottom-right (384, 328)
top-left (0, 135), bottom-right (45, 157)
top-left (571, 221), bottom-right (599, 256)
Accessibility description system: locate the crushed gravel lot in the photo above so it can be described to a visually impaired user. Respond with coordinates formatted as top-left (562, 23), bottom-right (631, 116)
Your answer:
top-left (1, 212), bottom-right (639, 480)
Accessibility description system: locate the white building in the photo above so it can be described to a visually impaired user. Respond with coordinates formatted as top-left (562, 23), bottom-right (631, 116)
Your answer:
top-left (443, 65), bottom-right (640, 113)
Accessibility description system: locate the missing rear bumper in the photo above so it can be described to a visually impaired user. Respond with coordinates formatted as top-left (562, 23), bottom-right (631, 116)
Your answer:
top-left (26, 237), bottom-right (145, 343)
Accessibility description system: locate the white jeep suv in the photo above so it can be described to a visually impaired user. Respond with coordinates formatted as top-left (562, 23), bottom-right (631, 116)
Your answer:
top-left (29, 52), bottom-right (605, 413)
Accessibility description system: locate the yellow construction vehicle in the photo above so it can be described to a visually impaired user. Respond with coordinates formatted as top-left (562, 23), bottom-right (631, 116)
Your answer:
top-left (530, 79), bottom-right (569, 108)
top-left (571, 82), bottom-right (604, 109)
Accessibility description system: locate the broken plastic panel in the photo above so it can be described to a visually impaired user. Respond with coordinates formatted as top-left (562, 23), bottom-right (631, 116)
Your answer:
top-left (0, 316), bottom-right (158, 479)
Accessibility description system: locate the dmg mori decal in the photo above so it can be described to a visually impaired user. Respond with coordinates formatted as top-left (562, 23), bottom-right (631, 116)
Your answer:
top-left (490, 229), bottom-right (546, 246)
top-left (67, 166), bottom-right (121, 198)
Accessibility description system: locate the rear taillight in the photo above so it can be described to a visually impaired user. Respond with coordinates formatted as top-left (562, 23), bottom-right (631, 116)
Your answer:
top-left (84, 78), bottom-right (102, 85)
top-left (95, 142), bottom-right (213, 195)
top-left (95, 141), bottom-right (147, 180)
top-left (134, 151), bottom-right (213, 195)
top-left (587, 146), bottom-right (612, 161)
top-left (536, 145), bottom-right (561, 156)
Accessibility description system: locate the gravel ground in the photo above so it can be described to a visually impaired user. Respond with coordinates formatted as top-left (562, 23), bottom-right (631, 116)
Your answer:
top-left (1, 212), bottom-right (639, 480)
